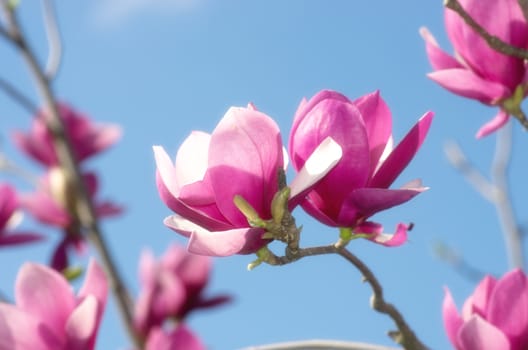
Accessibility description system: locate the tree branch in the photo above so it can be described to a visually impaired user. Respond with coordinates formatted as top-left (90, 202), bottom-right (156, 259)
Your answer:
top-left (242, 339), bottom-right (399, 350)
top-left (259, 245), bottom-right (429, 350)
top-left (0, 1), bottom-right (140, 346)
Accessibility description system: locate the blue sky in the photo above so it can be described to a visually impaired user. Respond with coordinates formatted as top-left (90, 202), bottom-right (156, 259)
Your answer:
top-left (1, 1), bottom-right (527, 349)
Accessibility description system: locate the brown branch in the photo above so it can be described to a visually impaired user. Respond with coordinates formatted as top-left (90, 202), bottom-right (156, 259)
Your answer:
top-left (444, 0), bottom-right (528, 60)
top-left (0, 76), bottom-right (38, 114)
top-left (260, 245), bottom-right (429, 350)
top-left (0, 2), bottom-right (140, 346)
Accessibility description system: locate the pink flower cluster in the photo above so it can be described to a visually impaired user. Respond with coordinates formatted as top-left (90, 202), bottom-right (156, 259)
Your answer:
top-left (134, 245), bottom-right (230, 349)
top-left (443, 269), bottom-right (528, 350)
top-left (154, 89), bottom-right (433, 255)
top-left (11, 103), bottom-right (122, 270)
top-left (421, 0), bottom-right (528, 138)
top-left (0, 259), bottom-right (107, 350)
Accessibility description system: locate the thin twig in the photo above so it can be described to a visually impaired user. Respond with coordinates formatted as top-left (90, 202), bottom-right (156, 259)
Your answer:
top-left (260, 245), bottom-right (429, 350)
top-left (241, 339), bottom-right (399, 350)
top-left (444, 0), bottom-right (528, 60)
top-left (491, 122), bottom-right (524, 268)
top-left (0, 76), bottom-right (38, 114)
top-left (0, 2), bottom-right (141, 346)
top-left (444, 124), bottom-right (524, 269)
top-left (41, 0), bottom-right (62, 79)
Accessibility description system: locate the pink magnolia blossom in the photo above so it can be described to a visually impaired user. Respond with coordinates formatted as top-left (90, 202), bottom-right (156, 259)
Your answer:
top-left (0, 259), bottom-right (108, 350)
top-left (134, 244), bottom-right (230, 336)
top-left (443, 269), bottom-right (528, 350)
top-left (154, 105), bottom-right (342, 256)
top-left (12, 102), bottom-right (121, 166)
top-left (0, 183), bottom-right (42, 247)
top-left (289, 90), bottom-right (433, 246)
top-left (21, 169), bottom-right (123, 270)
top-left (144, 325), bottom-right (205, 350)
top-left (420, 0), bottom-right (528, 138)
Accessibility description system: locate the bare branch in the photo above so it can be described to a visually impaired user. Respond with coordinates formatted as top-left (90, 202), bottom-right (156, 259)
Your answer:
top-left (259, 245), bottom-right (429, 350)
top-left (242, 340), bottom-right (399, 350)
top-left (0, 1), bottom-right (140, 346)
top-left (491, 122), bottom-right (524, 268)
top-left (444, 123), bottom-right (524, 269)
top-left (41, 0), bottom-right (62, 79)
top-left (0, 76), bottom-right (38, 114)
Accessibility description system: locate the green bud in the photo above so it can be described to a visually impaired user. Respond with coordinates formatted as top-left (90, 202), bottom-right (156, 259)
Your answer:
top-left (62, 266), bottom-right (83, 281)
top-left (270, 187), bottom-right (291, 224)
top-left (233, 195), bottom-right (265, 227)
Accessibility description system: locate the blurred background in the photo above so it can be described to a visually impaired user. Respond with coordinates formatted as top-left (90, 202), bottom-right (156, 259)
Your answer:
top-left (0, 1), bottom-right (526, 349)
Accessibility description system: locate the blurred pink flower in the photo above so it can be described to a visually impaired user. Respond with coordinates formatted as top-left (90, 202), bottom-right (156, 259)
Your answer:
top-left (289, 90), bottom-right (433, 246)
top-left (134, 244), bottom-right (230, 336)
top-left (0, 183), bottom-right (42, 247)
top-left (443, 269), bottom-right (528, 350)
top-left (144, 325), bottom-right (205, 350)
top-left (12, 102), bottom-right (121, 166)
top-left (154, 105), bottom-right (341, 256)
top-left (420, 0), bottom-right (528, 138)
top-left (0, 259), bottom-right (107, 350)
top-left (21, 169), bottom-right (123, 270)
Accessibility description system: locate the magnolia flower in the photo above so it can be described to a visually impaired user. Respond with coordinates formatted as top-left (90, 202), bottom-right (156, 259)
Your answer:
top-left (289, 90), bottom-right (433, 246)
top-left (0, 259), bottom-right (108, 350)
top-left (134, 244), bottom-right (230, 336)
top-left (12, 102), bottom-right (121, 166)
top-left (154, 105), bottom-right (342, 256)
top-left (0, 183), bottom-right (42, 247)
top-left (21, 169), bottom-right (122, 270)
top-left (420, 0), bottom-right (528, 138)
top-left (443, 269), bottom-right (528, 350)
top-left (144, 325), bottom-right (205, 350)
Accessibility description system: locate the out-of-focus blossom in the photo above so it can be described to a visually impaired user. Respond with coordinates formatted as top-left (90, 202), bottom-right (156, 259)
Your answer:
top-left (443, 269), bottom-right (528, 350)
top-left (144, 325), bottom-right (205, 350)
top-left (20, 168), bottom-right (123, 270)
top-left (12, 102), bottom-right (121, 166)
top-left (0, 183), bottom-right (42, 247)
top-left (420, 0), bottom-right (528, 138)
top-left (289, 90), bottom-right (433, 246)
top-left (154, 105), bottom-right (341, 256)
top-left (134, 244), bottom-right (230, 336)
top-left (0, 259), bottom-right (108, 350)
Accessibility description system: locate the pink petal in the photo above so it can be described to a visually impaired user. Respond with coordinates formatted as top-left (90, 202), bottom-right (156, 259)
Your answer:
top-left (419, 27), bottom-right (464, 71)
top-left (19, 193), bottom-right (71, 227)
top-left (207, 107), bottom-right (283, 226)
top-left (466, 275), bottom-right (497, 319)
top-left (0, 184), bottom-right (17, 229)
top-left (340, 186), bottom-right (426, 222)
top-left (476, 109), bottom-right (510, 138)
top-left (458, 316), bottom-right (511, 350)
top-left (15, 263), bottom-right (75, 335)
top-left (175, 131), bottom-right (211, 188)
top-left (64, 296), bottom-right (98, 349)
top-left (369, 111), bottom-right (434, 189)
top-left (289, 90), bottom-right (350, 151)
top-left (352, 90), bottom-right (393, 176)
top-left (185, 224), bottom-right (267, 256)
top-left (488, 269), bottom-right (528, 340)
top-left (428, 69), bottom-right (509, 104)
top-left (443, 288), bottom-right (464, 348)
top-left (356, 222), bottom-right (409, 247)
top-left (153, 145), bottom-right (181, 199)
top-left (145, 326), bottom-right (205, 350)
top-left (288, 137), bottom-right (342, 208)
top-left (0, 304), bottom-right (61, 350)
top-left (0, 232), bottom-right (43, 246)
